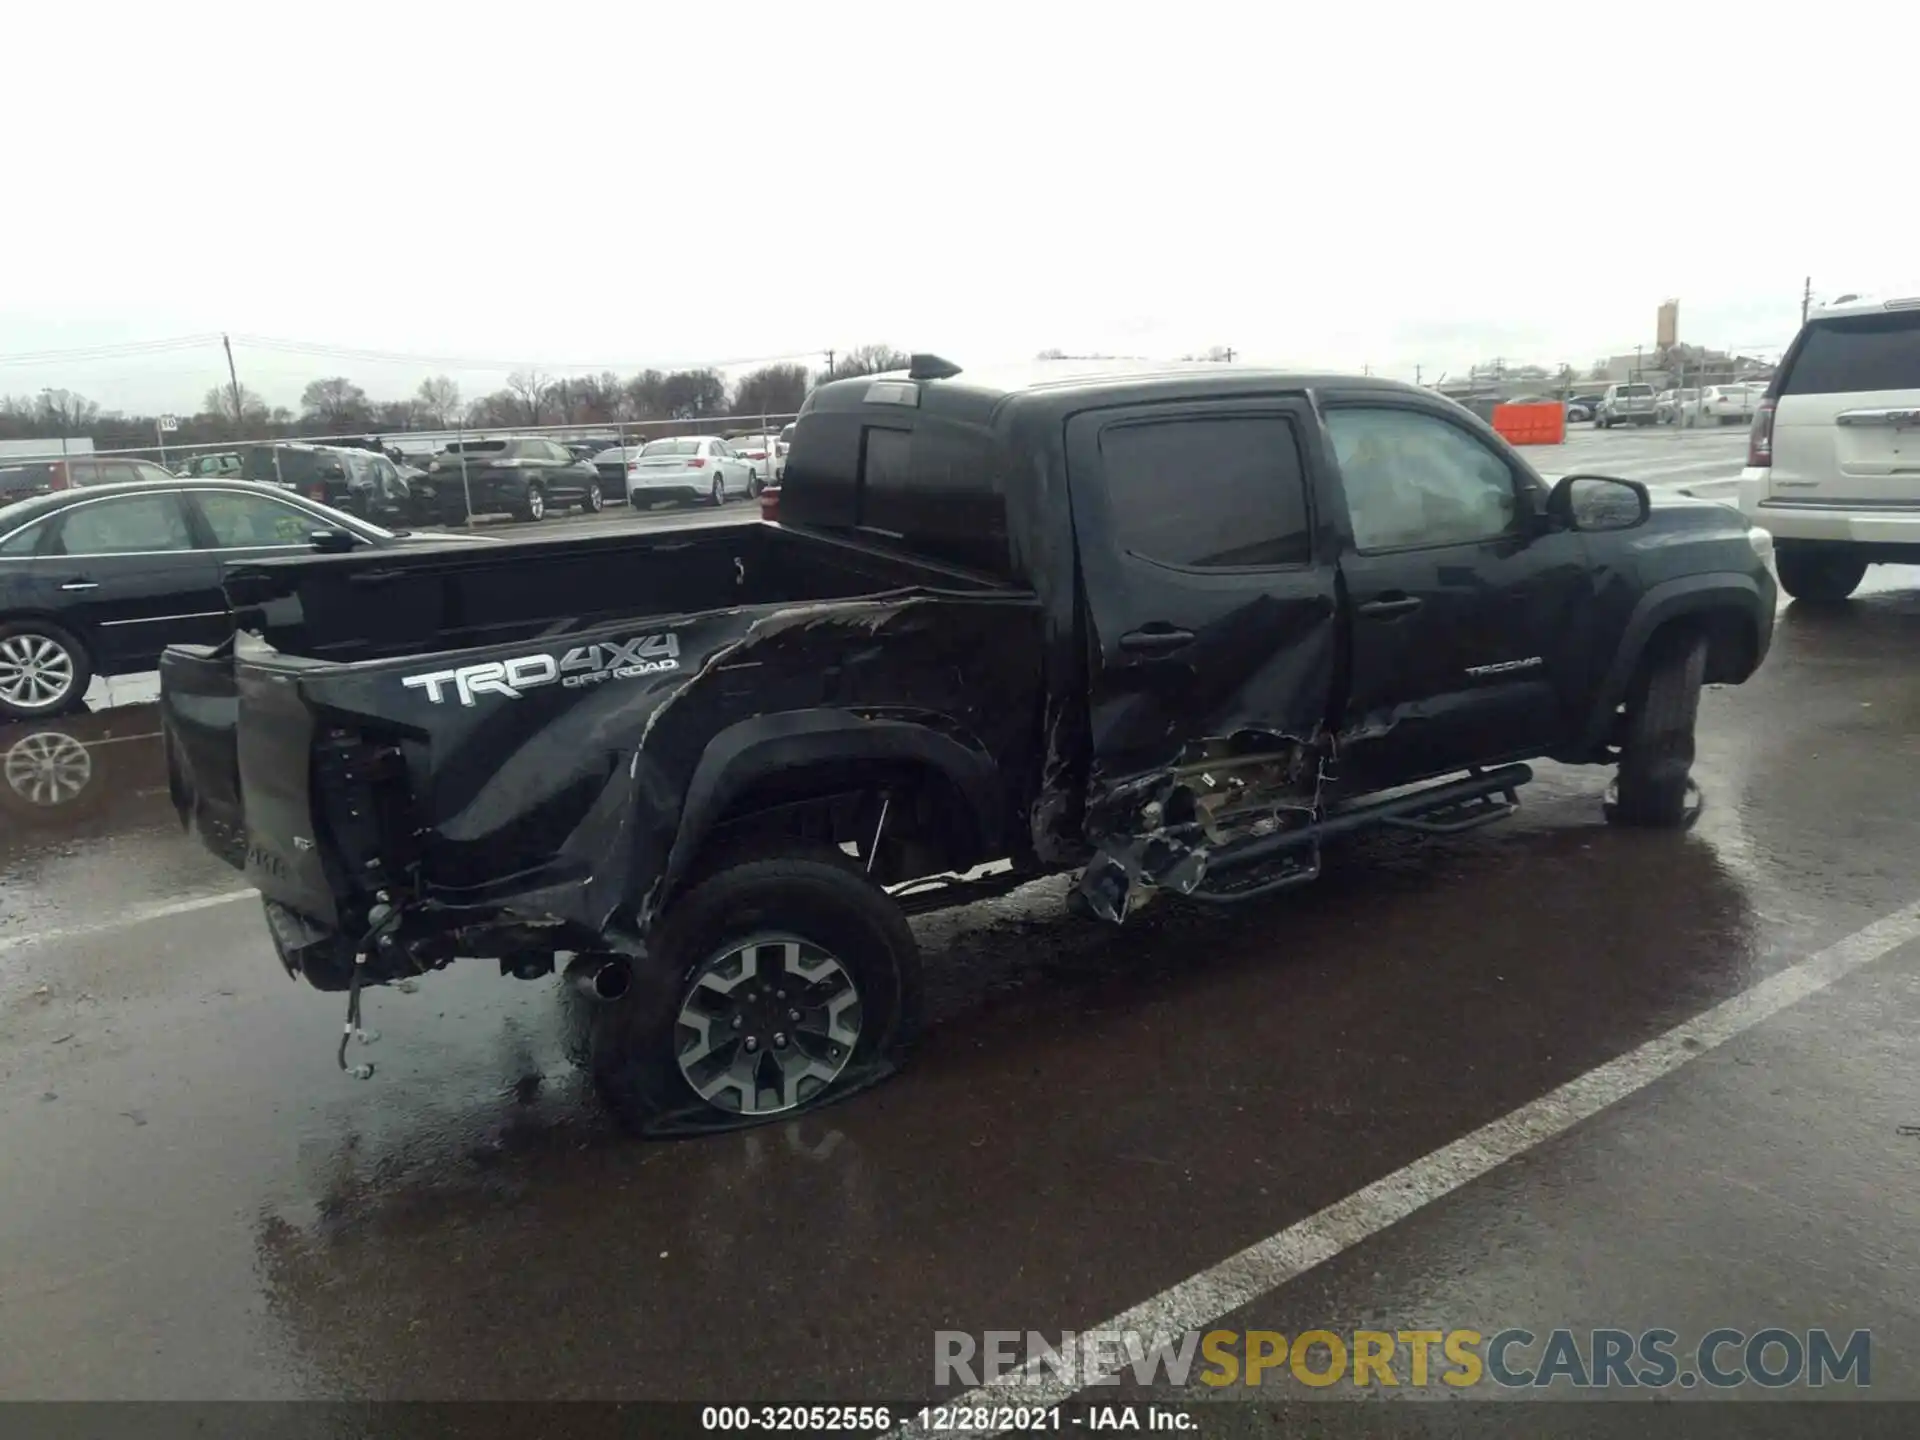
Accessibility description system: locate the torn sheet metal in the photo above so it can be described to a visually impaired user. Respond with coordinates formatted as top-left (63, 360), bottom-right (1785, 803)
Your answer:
top-left (1074, 728), bottom-right (1328, 922)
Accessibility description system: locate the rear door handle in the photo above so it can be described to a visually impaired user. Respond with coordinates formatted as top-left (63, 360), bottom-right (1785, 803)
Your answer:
top-left (59, 580), bottom-right (98, 592)
top-left (1119, 626), bottom-right (1196, 653)
top-left (1357, 595), bottom-right (1423, 618)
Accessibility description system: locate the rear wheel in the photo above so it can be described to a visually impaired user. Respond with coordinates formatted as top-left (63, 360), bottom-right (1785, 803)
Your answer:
top-left (0, 620), bottom-right (90, 720)
top-left (521, 483), bottom-right (547, 523)
top-left (582, 480), bottom-right (605, 514)
top-left (1605, 629), bottom-right (1706, 829)
top-left (1775, 543), bottom-right (1867, 603)
top-left (710, 473), bottom-right (726, 506)
top-left (748, 473), bottom-right (764, 499)
top-left (576, 846), bottom-right (921, 1136)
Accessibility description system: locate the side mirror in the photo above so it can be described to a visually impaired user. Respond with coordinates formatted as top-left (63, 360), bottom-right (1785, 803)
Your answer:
top-left (1545, 473), bottom-right (1650, 533)
top-left (309, 529), bottom-right (357, 553)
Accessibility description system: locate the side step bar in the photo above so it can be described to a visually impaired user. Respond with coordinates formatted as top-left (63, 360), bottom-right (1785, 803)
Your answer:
top-left (1185, 763), bottom-right (1531, 905)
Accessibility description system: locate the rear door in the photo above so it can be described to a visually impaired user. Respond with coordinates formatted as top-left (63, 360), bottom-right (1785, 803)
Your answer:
top-left (1321, 398), bottom-right (1590, 789)
top-left (536, 438), bottom-right (587, 500)
top-left (40, 490), bottom-right (226, 670)
top-left (1065, 397), bottom-right (1339, 782)
top-left (1768, 307), bottom-right (1920, 505)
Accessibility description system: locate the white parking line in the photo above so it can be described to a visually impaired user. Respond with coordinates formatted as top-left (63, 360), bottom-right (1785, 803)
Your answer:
top-left (0, 890), bottom-right (255, 959)
top-left (921, 897), bottom-right (1920, 1431)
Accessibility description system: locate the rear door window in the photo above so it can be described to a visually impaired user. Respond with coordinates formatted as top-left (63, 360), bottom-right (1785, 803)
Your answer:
top-left (53, 494), bottom-right (194, 554)
top-left (1097, 414), bottom-right (1311, 569)
top-left (1781, 312), bottom-right (1920, 395)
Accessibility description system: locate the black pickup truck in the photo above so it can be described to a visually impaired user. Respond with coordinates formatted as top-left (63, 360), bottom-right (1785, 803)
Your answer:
top-left (159, 358), bottom-right (1776, 1134)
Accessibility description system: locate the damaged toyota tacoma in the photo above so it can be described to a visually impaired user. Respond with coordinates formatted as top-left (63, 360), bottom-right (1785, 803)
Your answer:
top-left (159, 358), bottom-right (1777, 1134)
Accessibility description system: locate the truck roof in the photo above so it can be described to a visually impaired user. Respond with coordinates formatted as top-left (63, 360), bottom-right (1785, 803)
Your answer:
top-left (802, 356), bottom-right (1426, 424)
top-left (785, 356), bottom-right (1441, 577)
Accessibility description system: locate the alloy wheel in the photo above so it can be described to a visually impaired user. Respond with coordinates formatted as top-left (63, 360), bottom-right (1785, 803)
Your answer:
top-left (3, 730), bottom-right (93, 807)
top-left (0, 633), bottom-right (78, 713)
top-left (673, 934), bottom-right (863, 1116)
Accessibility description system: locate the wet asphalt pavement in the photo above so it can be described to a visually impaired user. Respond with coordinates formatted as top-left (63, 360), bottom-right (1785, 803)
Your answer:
top-left (5, 424), bottom-right (1919, 1425)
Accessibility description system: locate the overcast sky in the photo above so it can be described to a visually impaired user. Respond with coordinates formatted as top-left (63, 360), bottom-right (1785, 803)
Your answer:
top-left (2, 2), bottom-right (1907, 414)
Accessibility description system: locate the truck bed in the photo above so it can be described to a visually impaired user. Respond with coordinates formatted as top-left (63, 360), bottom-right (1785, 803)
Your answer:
top-left (160, 519), bottom-right (1043, 941)
top-left (219, 519), bottom-right (985, 664)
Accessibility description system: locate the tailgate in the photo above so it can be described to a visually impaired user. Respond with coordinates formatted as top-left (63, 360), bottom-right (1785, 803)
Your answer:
top-left (160, 636), bottom-right (356, 927)
top-left (159, 643), bottom-right (246, 871)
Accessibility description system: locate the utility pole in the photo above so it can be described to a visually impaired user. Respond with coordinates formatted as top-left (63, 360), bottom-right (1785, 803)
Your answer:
top-left (1801, 276), bottom-right (1812, 324)
top-left (222, 333), bottom-right (245, 435)
top-left (1415, 363), bottom-right (1423, 386)
top-left (1223, 347), bottom-right (1235, 362)
top-left (824, 349), bottom-right (835, 379)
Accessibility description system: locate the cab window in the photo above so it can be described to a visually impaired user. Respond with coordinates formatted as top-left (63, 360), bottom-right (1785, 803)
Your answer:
top-left (1325, 408), bottom-right (1519, 552)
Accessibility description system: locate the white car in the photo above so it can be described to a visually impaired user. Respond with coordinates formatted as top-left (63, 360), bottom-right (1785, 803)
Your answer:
top-left (1738, 292), bottom-right (1920, 601)
top-left (1697, 384), bottom-right (1759, 426)
top-left (724, 433), bottom-right (783, 488)
top-left (618, 436), bottom-right (759, 508)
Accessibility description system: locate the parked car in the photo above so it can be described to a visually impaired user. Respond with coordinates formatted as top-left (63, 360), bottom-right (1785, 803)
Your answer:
top-left (723, 432), bottom-right (783, 490)
top-left (1596, 382), bottom-right (1658, 427)
top-left (1698, 384), bottom-right (1758, 426)
top-left (158, 356), bottom-right (1776, 1134)
top-left (1, 456), bottom-right (184, 492)
top-left (1739, 293), bottom-right (1920, 602)
top-left (238, 443), bottom-right (432, 526)
top-left (0, 465), bottom-right (54, 504)
top-left (1564, 395), bottom-right (1601, 422)
top-left (0, 480), bottom-right (492, 720)
top-left (425, 436), bottom-right (607, 522)
top-left (620, 436), bottom-right (759, 507)
top-left (1657, 388), bottom-right (1701, 424)
top-left (174, 452), bottom-right (244, 479)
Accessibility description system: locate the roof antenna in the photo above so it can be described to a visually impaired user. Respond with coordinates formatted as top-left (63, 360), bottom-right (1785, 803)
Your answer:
top-left (907, 353), bottom-right (962, 381)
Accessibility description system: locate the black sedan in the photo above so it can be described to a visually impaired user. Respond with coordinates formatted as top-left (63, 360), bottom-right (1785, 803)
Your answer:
top-left (424, 436), bottom-right (607, 522)
top-left (0, 479), bottom-right (489, 721)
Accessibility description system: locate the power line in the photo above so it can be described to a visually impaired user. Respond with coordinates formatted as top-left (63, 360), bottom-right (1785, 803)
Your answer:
top-left (227, 334), bottom-right (829, 375)
top-left (0, 334), bottom-right (224, 367)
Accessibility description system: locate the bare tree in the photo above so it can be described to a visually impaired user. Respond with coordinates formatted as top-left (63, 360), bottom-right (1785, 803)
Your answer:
top-left (202, 383), bottom-right (269, 433)
top-left (300, 376), bottom-right (371, 432)
top-left (372, 398), bottom-right (419, 431)
top-left (830, 345), bottom-right (910, 380)
top-left (622, 369), bottom-right (668, 422)
top-left (466, 390), bottom-right (522, 428)
top-left (730, 363), bottom-right (809, 419)
top-left (661, 369), bottom-right (728, 419)
top-left (415, 375), bottom-right (462, 427)
top-left (506, 369), bottom-right (553, 425)
top-left (36, 388), bottom-right (101, 432)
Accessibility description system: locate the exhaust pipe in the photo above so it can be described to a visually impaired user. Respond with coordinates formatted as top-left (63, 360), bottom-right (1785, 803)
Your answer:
top-left (567, 955), bottom-right (631, 1002)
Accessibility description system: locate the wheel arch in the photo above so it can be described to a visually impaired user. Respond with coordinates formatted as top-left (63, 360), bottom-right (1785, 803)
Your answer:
top-left (657, 710), bottom-right (1004, 903)
top-left (1575, 573), bottom-right (1767, 754)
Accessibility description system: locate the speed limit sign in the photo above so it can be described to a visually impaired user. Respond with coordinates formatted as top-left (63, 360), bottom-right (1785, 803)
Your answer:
top-left (158, 414), bottom-right (180, 432)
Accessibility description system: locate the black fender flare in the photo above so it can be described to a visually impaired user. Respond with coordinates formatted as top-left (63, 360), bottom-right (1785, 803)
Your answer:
top-left (1575, 572), bottom-right (1768, 754)
top-left (658, 709), bottom-right (1003, 902)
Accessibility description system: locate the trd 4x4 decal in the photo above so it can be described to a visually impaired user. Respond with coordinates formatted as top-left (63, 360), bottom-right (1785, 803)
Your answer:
top-left (402, 634), bottom-right (680, 706)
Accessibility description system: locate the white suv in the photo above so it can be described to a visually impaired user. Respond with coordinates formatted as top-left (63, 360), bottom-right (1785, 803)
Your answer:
top-left (1739, 293), bottom-right (1920, 601)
